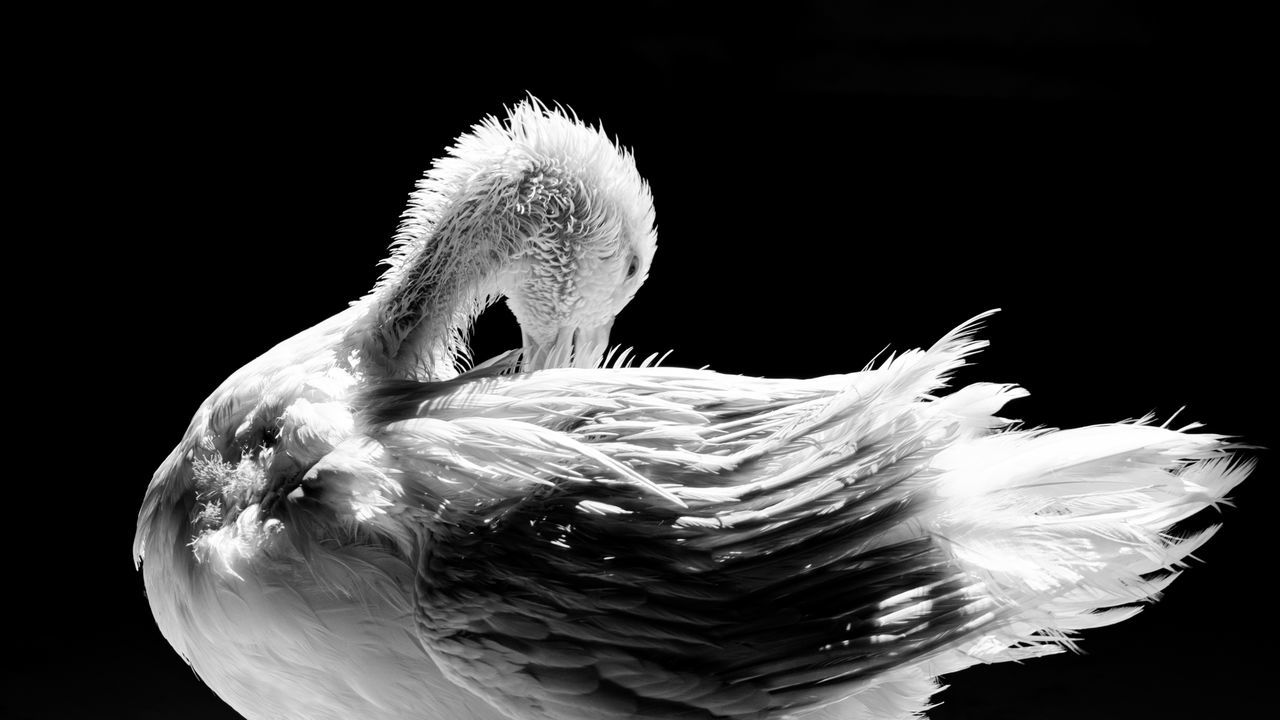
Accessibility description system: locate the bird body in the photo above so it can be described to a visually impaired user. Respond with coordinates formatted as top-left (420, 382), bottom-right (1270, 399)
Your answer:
top-left (136, 102), bottom-right (1250, 720)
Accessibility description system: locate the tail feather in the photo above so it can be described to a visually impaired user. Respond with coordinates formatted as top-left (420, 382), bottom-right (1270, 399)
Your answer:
top-left (924, 409), bottom-right (1251, 669)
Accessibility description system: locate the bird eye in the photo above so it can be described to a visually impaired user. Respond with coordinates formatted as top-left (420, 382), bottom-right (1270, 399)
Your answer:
top-left (625, 255), bottom-right (639, 279)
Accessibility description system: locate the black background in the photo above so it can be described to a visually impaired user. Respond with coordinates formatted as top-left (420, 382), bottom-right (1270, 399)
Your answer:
top-left (16, 2), bottom-right (1272, 718)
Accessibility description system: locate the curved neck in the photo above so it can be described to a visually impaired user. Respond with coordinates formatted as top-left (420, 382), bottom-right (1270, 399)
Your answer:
top-left (345, 182), bottom-right (529, 380)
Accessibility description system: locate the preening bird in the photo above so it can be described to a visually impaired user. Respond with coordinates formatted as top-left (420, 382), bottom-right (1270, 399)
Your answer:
top-left (135, 100), bottom-right (1251, 720)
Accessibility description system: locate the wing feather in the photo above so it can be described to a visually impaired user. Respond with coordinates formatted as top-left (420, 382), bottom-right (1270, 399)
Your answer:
top-left (354, 324), bottom-right (1003, 718)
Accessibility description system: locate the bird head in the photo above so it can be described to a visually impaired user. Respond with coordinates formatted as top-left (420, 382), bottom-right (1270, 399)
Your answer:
top-left (495, 107), bottom-right (657, 370)
top-left (372, 98), bottom-right (657, 376)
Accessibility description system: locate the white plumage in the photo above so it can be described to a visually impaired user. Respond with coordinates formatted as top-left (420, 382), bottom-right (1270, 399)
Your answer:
top-left (135, 100), bottom-right (1250, 720)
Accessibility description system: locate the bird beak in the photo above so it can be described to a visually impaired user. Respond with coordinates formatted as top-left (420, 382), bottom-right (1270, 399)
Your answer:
top-left (522, 320), bottom-right (614, 371)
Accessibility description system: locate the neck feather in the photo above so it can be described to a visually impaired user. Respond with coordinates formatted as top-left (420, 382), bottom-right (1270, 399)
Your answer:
top-left (346, 172), bottom-right (530, 380)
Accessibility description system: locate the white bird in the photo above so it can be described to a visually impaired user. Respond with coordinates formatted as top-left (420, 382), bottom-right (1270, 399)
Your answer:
top-left (135, 100), bottom-right (1251, 720)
